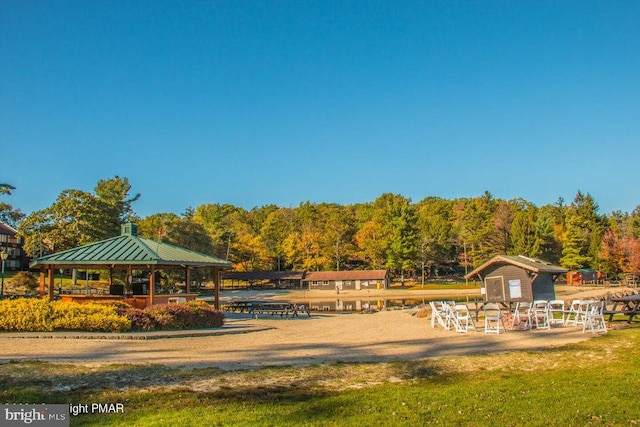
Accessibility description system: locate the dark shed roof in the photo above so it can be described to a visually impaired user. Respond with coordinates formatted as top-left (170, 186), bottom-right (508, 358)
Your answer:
top-left (465, 255), bottom-right (567, 279)
top-left (303, 270), bottom-right (388, 281)
top-left (222, 271), bottom-right (305, 281)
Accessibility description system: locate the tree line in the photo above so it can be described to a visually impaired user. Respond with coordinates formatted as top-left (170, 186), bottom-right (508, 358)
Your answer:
top-left (6, 176), bottom-right (640, 281)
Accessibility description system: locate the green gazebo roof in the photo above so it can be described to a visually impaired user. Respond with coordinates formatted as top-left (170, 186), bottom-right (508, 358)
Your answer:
top-left (29, 223), bottom-right (231, 269)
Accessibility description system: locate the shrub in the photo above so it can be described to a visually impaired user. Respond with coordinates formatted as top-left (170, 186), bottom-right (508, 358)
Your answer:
top-left (0, 298), bottom-right (223, 333)
top-left (145, 301), bottom-right (225, 330)
top-left (0, 299), bottom-right (131, 332)
top-left (121, 301), bottom-right (224, 331)
top-left (50, 301), bottom-right (131, 332)
top-left (0, 298), bottom-right (53, 331)
top-left (9, 271), bottom-right (38, 293)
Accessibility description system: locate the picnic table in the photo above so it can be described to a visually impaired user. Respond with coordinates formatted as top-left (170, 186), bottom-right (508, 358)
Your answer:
top-left (605, 294), bottom-right (640, 323)
top-left (223, 300), bottom-right (310, 318)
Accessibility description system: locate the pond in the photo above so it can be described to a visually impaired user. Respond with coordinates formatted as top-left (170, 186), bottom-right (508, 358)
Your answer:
top-left (302, 296), bottom-right (482, 313)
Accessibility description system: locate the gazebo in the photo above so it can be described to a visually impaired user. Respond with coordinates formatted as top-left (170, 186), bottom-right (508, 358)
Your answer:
top-left (29, 223), bottom-right (232, 309)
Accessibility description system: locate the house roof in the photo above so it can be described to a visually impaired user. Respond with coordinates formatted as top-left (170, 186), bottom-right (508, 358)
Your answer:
top-left (0, 222), bottom-right (18, 235)
top-left (29, 223), bottom-right (231, 269)
top-left (303, 270), bottom-right (388, 281)
top-left (222, 271), bottom-right (305, 281)
top-left (465, 255), bottom-right (568, 279)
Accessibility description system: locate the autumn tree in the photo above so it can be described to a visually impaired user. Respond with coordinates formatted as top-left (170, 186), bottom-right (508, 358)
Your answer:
top-left (489, 200), bottom-right (515, 255)
top-left (369, 193), bottom-right (417, 283)
top-left (318, 203), bottom-right (356, 271)
top-left (509, 201), bottom-right (537, 257)
top-left (260, 208), bottom-right (294, 270)
top-left (283, 202), bottom-right (325, 271)
top-left (355, 219), bottom-right (386, 269)
top-left (415, 197), bottom-right (453, 285)
top-left (451, 191), bottom-right (498, 268)
top-left (192, 203), bottom-right (240, 259)
top-left (18, 176), bottom-right (139, 258)
top-left (94, 176), bottom-right (140, 233)
top-left (599, 212), bottom-right (640, 277)
top-left (0, 183), bottom-right (24, 227)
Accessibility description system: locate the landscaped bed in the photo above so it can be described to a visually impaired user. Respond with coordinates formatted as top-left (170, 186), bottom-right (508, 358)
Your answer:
top-left (0, 299), bottom-right (224, 332)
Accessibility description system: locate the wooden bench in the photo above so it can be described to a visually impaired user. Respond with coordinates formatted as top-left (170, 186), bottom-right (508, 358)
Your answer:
top-left (605, 295), bottom-right (640, 323)
top-left (252, 302), bottom-right (310, 318)
top-left (223, 301), bottom-right (311, 318)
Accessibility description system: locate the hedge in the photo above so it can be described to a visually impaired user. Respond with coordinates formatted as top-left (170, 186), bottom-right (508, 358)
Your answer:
top-left (0, 299), bottom-right (224, 332)
top-left (0, 299), bottom-right (130, 332)
top-left (118, 301), bottom-right (225, 331)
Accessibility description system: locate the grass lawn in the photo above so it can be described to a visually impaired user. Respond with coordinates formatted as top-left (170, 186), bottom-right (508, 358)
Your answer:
top-left (2, 325), bottom-right (639, 426)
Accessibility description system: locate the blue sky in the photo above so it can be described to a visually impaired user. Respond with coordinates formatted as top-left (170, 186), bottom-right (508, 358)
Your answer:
top-left (2, 1), bottom-right (639, 218)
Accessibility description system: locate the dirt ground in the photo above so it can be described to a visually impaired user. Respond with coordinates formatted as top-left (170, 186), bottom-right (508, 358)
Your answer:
top-left (0, 286), bottom-right (632, 370)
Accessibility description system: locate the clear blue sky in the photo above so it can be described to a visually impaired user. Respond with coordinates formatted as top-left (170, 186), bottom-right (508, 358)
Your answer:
top-left (2, 1), bottom-right (639, 218)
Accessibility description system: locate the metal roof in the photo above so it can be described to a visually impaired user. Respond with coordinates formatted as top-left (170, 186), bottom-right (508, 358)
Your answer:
top-left (465, 255), bottom-right (568, 279)
top-left (29, 224), bottom-right (231, 269)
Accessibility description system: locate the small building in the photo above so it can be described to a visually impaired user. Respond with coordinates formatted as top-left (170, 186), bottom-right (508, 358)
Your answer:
top-left (567, 268), bottom-right (600, 285)
top-left (465, 255), bottom-right (567, 304)
top-left (303, 270), bottom-right (389, 291)
top-left (0, 222), bottom-right (27, 271)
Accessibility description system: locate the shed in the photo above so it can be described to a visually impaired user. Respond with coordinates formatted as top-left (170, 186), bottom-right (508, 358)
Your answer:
top-left (29, 223), bottom-right (231, 308)
top-left (464, 255), bottom-right (567, 304)
top-left (303, 270), bottom-right (389, 291)
top-left (567, 268), bottom-right (599, 285)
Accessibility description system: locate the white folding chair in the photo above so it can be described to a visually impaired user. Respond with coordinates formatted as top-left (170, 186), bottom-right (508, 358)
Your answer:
top-left (548, 300), bottom-right (566, 326)
top-left (511, 301), bottom-right (533, 330)
top-left (576, 300), bottom-right (594, 326)
top-left (533, 300), bottom-right (550, 329)
top-left (565, 299), bottom-right (582, 326)
top-left (429, 301), bottom-right (449, 330)
top-left (582, 300), bottom-right (607, 334)
top-left (483, 303), bottom-right (506, 334)
top-left (452, 304), bottom-right (477, 333)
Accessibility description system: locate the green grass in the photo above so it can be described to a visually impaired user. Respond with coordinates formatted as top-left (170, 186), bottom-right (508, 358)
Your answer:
top-left (2, 325), bottom-right (640, 426)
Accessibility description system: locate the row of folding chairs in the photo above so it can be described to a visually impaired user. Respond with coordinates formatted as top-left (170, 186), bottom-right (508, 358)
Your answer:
top-left (430, 299), bottom-right (607, 335)
top-left (511, 300), bottom-right (559, 330)
top-left (430, 301), bottom-right (509, 334)
top-left (511, 299), bottom-right (607, 333)
top-left (566, 299), bottom-right (608, 333)
top-left (429, 301), bottom-right (477, 333)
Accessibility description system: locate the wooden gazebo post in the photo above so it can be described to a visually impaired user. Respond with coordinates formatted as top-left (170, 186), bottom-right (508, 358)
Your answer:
top-left (149, 266), bottom-right (155, 307)
top-left (39, 268), bottom-right (45, 298)
top-left (213, 266), bottom-right (220, 310)
top-left (47, 268), bottom-right (55, 300)
top-left (185, 266), bottom-right (191, 294)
